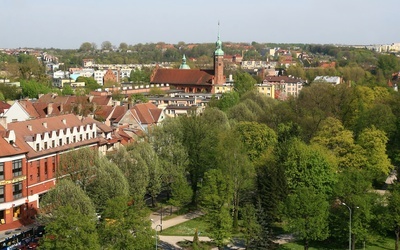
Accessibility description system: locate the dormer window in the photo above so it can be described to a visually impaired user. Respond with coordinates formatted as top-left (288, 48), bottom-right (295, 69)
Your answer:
top-left (36, 144), bottom-right (40, 151)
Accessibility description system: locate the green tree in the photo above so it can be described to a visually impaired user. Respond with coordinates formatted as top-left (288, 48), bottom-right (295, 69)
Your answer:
top-left (119, 42), bottom-right (129, 51)
top-left (58, 147), bottom-right (99, 191)
top-left (150, 117), bottom-right (189, 204)
top-left (241, 204), bottom-right (261, 248)
top-left (108, 147), bottom-right (149, 200)
top-left (282, 186), bottom-right (330, 250)
top-left (39, 179), bottom-right (96, 224)
top-left (216, 91), bottom-right (240, 111)
top-left (233, 70), bottom-right (256, 96)
top-left (357, 126), bottom-right (392, 180)
top-left (76, 76), bottom-right (101, 91)
top-left (129, 142), bottom-right (162, 207)
top-left (385, 183), bottom-right (400, 250)
top-left (216, 130), bottom-right (254, 230)
top-left (101, 41), bottom-right (113, 51)
top-left (98, 197), bottom-right (154, 250)
top-left (200, 168), bottom-right (233, 247)
top-left (86, 157), bottom-right (130, 212)
top-left (61, 85), bottom-right (74, 95)
top-left (40, 205), bottom-right (100, 250)
top-left (21, 80), bottom-right (52, 98)
top-left (284, 139), bottom-right (337, 196)
top-left (0, 83), bottom-right (20, 100)
top-left (234, 121), bottom-right (277, 162)
top-left (0, 91), bottom-right (4, 101)
top-left (79, 42), bottom-right (93, 52)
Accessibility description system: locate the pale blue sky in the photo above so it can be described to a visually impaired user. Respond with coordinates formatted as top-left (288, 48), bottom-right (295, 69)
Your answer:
top-left (0, 0), bottom-right (398, 49)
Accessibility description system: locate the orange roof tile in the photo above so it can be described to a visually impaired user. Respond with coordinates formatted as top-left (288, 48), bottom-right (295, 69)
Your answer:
top-left (8, 114), bottom-right (99, 159)
top-left (151, 68), bottom-right (214, 86)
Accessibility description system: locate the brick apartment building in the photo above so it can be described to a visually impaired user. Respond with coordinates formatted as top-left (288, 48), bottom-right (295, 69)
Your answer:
top-left (0, 114), bottom-right (101, 230)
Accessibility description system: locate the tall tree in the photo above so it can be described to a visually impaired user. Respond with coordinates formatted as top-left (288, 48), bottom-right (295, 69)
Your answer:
top-left (108, 147), bottom-right (149, 200)
top-left (98, 197), bottom-right (154, 250)
top-left (58, 147), bottom-right (99, 191)
top-left (199, 168), bottom-right (233, 247)
top-left (40, 205), bottom-right (100, 250)
top-left (86, 157), bottom-right (130, 212)
top-left (282, 186), bottom-right (330, 250)
top-left (39, 179), bottom-right (96, 224)
top-left (150, 118), bottom-right (189, 203)
top-left (129, 142), bottom-right (162, 207)
top-left (79, 42), bottom-right (93, 52)
top-left (234, 121), bottom-right (277, 162)
top-left (216, 130), bottom-right (254, 230)
top-left (233, 70), bottom-right (256, 96)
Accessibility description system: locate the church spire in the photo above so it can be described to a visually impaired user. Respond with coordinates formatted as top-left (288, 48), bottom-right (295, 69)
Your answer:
top-left (179, 54), bottom-right (190, 69)
top-left (215, 21), bottom-right (224, 56)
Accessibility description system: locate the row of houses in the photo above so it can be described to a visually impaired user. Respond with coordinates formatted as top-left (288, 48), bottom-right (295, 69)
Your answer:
top-left (0, 93), bottom-right (170, 230)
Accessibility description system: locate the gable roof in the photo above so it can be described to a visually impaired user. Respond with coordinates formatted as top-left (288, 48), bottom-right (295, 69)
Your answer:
top-left (18, 100), bottom-right (40, 118)
top-left (150, 67), bottom-right (214, 86)
top-left (130, 102), bottom-right (162, 125)
top-left (7, 114), bottom-right (99, 158)
top-left (91, 96), bottom-right (111, 106)
top-left (0, 101), bottom-right (11, 114)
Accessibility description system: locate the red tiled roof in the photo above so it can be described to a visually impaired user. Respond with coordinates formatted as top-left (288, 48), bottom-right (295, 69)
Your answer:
top-left (82, 116), bottom-right (112, 133)
top-left (130, 103), bottom-right (161, 125)
top-left (91, 96), bottom-right (111, 106)
top-left (8, 114), bottom-right (99, 159)
top-left (95, 105), bottom-right (114, 121)
top-left (0, 101), bottom-right (11, 114)
top-left (0, 136), bottom-right (28, 157)
top-left (19, 100), bottom-right (40, 118)
top-left (111, 106), bottom-right (127, 123)
top-left (150, 68), bottom-right (214, 86)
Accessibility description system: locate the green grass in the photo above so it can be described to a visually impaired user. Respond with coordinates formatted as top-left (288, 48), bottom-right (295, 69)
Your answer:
top-left (159, 217), bottom-right (210, 237)
top-left (278, 237), bottom-right (396, 250)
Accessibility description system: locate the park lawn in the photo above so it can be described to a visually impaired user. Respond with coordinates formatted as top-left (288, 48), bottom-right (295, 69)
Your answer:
top-left (159, 217), bottom-right (210, 237)
top-left (278, 237), bottom-right (396, 250)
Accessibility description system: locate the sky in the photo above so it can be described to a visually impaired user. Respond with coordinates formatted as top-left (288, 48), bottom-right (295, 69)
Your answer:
top-left (0, 0), bottom-right (399, 49)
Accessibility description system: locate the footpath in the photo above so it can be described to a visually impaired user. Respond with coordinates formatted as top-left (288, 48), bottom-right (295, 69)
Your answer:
top-left (150, 208), bottom-right (213, 249)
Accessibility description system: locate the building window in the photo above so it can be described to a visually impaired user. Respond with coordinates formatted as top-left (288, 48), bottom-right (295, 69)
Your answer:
top-left (66, 138), bottom-right (69, 144)
top-left (36, 144), bottom-right (40, 151)
top-left (37, 166), bottom-right (40, 181)
top-left (93, 132), bottom-right (95, 138)
top-left (12, 159), bottom-right (22, 177)
top-left (13, 182), bottom-right (22, 199)
top-left (0, 186), bottom-right (4, 202)
top-left (0, 163), bottom-right (4, 180)
top-left (80, 135), bottom-right (83, 141)
top-left (44, 162), bottom-right (48, 179)
top-left (59, 139), bottom-right (62, 146)
top-left (52, 140), bottom-right (55, 148)
top-left (86, 133), bottom-right (89, 139)
top-left (44, 142), bottom-right (48, 149)
top-left (73, 136), bottom-right (76, 143)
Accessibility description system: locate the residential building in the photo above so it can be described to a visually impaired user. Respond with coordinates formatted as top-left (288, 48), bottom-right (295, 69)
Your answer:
top-left (0, 114), bottom-right (101, 230)
top-left (262, 76), bottom-right (306, 100)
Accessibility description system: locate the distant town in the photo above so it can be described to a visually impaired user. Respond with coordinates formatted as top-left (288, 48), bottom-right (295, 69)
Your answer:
top-left (1, 36), bottom-right (400, 249)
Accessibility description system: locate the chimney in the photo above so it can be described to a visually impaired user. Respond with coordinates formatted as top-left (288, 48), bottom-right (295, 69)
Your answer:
top-left (42, 122), bottom-right (47, 128)
top-left (47, 103), bottom-right (53, 115)
top-left (27, 124), bottom-right (32, 131)
top-left (62, 119), bottom-right (66, 125)
top-left (0, 117), bottom-right (7, 130)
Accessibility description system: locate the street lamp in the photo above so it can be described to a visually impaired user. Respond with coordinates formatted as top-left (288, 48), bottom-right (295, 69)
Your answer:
top-left (155, 224), bottom-right (162, 250)
top-left (342, 203), bottom-right (359, 250)
top-left (342, 203), bottom-right (352, 250)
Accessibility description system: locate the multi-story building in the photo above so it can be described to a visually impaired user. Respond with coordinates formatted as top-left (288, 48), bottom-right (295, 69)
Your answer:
top-left (0, 114), bottom-right (101, 230)
top-left (262, 76), bottom-right (306, 100)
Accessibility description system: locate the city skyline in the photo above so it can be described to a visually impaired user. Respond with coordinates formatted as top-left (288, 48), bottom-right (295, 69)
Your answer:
top-left (1, 0), bottom-right (399, 49)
